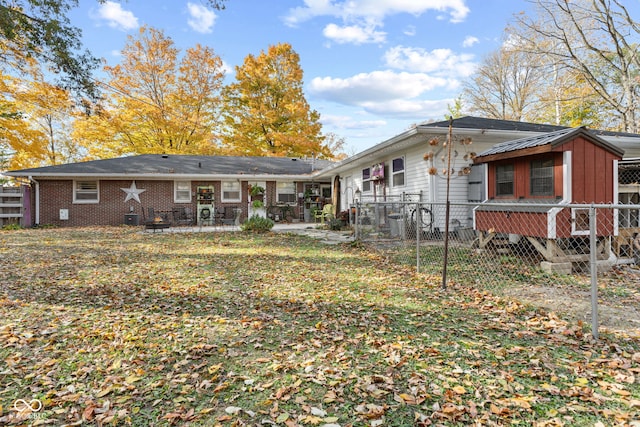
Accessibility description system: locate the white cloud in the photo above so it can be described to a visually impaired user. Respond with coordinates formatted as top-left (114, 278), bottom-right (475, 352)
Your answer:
top-left (462, 35), bottom-right (479, 48)
top-left (221, 60), bottom-right (234, 76)
top-left (362, 98), bottom-right (452, 117)
top-left (284, 0), bottom-right (470, 27)
top-left (403, 25), bottom-right (416, 36)
top-left (94, 1), bottom-right (138, 31)
top-left (310, 71), bottom-right (444, 103)
top-left (383, 46), bottom-right (476, 77)
top-left (323, 23), bottom-right (386, 44)
top-left (283, 0), bottom-right (340, 27)
top-left (309, 70), bottom-right (457, 118)
top-left (187, 2), bottom-right (217, 34)
top-left (321, 114), bottom-right (387, 130)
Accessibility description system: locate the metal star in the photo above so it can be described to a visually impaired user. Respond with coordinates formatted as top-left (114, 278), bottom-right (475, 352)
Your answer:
top-left (121, 181), bottom-right (146, 203)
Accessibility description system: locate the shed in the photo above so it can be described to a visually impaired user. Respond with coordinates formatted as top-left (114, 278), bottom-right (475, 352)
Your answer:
top-left (472, 127), bottom-right (624, 266)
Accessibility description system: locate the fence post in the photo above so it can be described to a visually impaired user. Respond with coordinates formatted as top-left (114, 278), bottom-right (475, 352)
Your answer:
top-left (354, 202), bottom-right (360, 241)
top-left (442, 200), bottom-right (451, 290)
top-left (589, 205), bottom-right (599, 341)
top-left (416, 201), bottom-right (420, 273)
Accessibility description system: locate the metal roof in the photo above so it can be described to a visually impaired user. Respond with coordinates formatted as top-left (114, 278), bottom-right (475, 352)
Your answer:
top-left (475, 127), bottom-right (625, 159)
top-left (6, 154), bottom-right (334, 177)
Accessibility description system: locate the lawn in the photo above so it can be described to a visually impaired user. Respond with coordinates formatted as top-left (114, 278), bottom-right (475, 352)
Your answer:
top-left (0, 227), bottom-right (638, 426)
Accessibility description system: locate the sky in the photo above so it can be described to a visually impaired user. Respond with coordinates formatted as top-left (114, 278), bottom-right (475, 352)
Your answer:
top-left (68, 0), bottom-right (532, 154)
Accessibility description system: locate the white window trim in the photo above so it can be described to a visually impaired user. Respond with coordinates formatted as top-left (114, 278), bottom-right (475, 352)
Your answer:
top-left (362, 167), bottom-right (372, 193)
top-left (392, 157), bottom-right (405, 187)
top-left (221, 181), bottom-right (241, 202)
top-left (73, 180), bottom-right (99, 204)
top-left (276, 182), bottom-right (296, 204)
top-left (571, 208), bottom-right (590, 236)
top-left (174, 180), bottom-right (191, 203)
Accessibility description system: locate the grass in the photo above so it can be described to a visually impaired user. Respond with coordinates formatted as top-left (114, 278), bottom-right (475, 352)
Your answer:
top-left (0, 227), bottom-right (638, 426)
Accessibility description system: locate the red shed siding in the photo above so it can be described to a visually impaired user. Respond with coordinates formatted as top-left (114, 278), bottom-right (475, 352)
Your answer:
top-left (475, 211), bottom-right (548, 238)
top-left (478, 135), bottom-right (621, 239)
top-left (487, 153), bottom-right (564, 200)
top-left (476, 207), bottom-right (614, 239)
top-left (552, 136), bottom-right (618, 203)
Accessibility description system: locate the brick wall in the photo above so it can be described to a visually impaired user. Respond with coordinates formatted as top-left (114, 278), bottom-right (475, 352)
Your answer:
top-left (36, 180), bottom-right (175, 226)
top-left (34, 178), bottom-right (321, 227)
top-left (35, 179), bottom-right (266, 227)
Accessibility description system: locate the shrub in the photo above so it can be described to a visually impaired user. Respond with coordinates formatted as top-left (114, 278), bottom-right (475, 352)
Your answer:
top-left (1, 223), bottom-right (22, 231)
top-left (240, 215), bottom-right (274, 233)
top-left (327, 217), bottom-right (343, 230)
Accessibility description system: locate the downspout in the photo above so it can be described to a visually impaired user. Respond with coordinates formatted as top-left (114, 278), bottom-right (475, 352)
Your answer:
top-left (29, 176), bottom-right (39, 226)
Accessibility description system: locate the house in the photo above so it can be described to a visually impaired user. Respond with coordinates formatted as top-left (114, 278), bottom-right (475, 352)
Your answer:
top-left (313, 116), bottom-right (640, 233)
top-left (5, 116), bottom-right (640, 229)
top-left (4, 154), bottom-right (333, 227)
top-left (471, 127), bottom-right (624, 267)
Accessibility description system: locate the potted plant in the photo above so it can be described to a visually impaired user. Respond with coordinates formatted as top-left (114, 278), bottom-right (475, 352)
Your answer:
top-left (249, 186), bottom-right (267, 218)
top-left (249, 185), bottom-right (265, 197)
top-left (337, 210), bottom-right (349, 226)
top-left (303, 189), bottom-right (312, 200)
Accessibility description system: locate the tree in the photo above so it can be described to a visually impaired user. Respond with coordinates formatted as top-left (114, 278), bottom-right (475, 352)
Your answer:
top-left (446, 95), bottom-right (465, 119)
top-left (0, 0), bottom-right (100, 100)
top-left (324, 132), bottom-right (348, 160)
top-left (0, 74), bottom-right (43, 170)
top-left (0, 1), bottom-right (228, 100)
top-left (535, 67), bottom-right (605, 127)
top-left (512, 0), bottom-right (640, 132)
top-left (0, 67), bottom-right (81, 170)
top-left (16, 79), bottom-right (79, 167)
top-left (73, 26), bottom-right (226, 158)
top-left (221, 43), bottom-right (330, 159)
top-left (463, 42), bottom-right (544, 121)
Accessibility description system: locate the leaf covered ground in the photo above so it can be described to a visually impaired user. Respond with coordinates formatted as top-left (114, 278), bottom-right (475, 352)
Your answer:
top-left (0, 227), bottom-right (638, 426)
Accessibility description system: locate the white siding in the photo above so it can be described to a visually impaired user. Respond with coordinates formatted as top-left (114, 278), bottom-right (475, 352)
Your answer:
top-left (400, 144), bottom-right (431, 199)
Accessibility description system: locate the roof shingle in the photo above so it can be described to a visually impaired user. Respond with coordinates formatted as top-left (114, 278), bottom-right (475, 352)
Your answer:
top-left (8, 154), bottom-right (333, 177)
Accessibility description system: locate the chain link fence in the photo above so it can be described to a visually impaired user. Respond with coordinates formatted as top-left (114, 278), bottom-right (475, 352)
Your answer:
top-left (353, 200), bottom-right (640, 337)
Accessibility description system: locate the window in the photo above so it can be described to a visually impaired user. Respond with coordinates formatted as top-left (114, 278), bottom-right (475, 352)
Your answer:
top-left (174, 181), bottom-right (191, 203)
top-left (221, 181), bottom-right (241, 202)
top-left (530, 158), bottom-right (554, 196)
top-left (74, 180), bottom-right (99, 203)
top-left (277, 182), bottom-right (296, 204)
top-left (572, 208), bottom-right (589, 235)
top-left (362, 168), bottom-right (371, 192)
top-left (495, 164), bottom-right (514, 196)
top-left (392, 157), bottom-right (405, 187)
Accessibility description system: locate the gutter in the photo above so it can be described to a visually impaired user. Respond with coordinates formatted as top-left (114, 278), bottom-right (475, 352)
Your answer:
top-left (29, 175), bottom-right (39, 226)
top-left (6, 173), bottom-right (323, 181)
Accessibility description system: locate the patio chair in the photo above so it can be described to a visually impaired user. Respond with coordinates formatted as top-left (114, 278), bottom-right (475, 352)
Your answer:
top-left (142, 207), bottom-right (170, 232)
top-left (214, 207), bottom-right (225, 225)
top-left (221, 206), bottom-right (238, 226)
top-left (172, 206), bottom-right (195, 227)
top-left (142, 207), bottom-right (159, 226)
top-left (315, 204), bottom-right (334, 223)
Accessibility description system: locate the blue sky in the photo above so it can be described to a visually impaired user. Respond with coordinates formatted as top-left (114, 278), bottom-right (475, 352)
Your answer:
top-left (68, 0), bottom-right (531, 154)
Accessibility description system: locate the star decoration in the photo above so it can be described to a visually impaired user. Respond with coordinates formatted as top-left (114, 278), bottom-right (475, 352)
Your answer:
top-left (121, 181), bottom-right (146, 203)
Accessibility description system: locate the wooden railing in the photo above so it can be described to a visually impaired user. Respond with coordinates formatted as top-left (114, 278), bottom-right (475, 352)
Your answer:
top-left (0, 187), bottom-right (23, 226)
